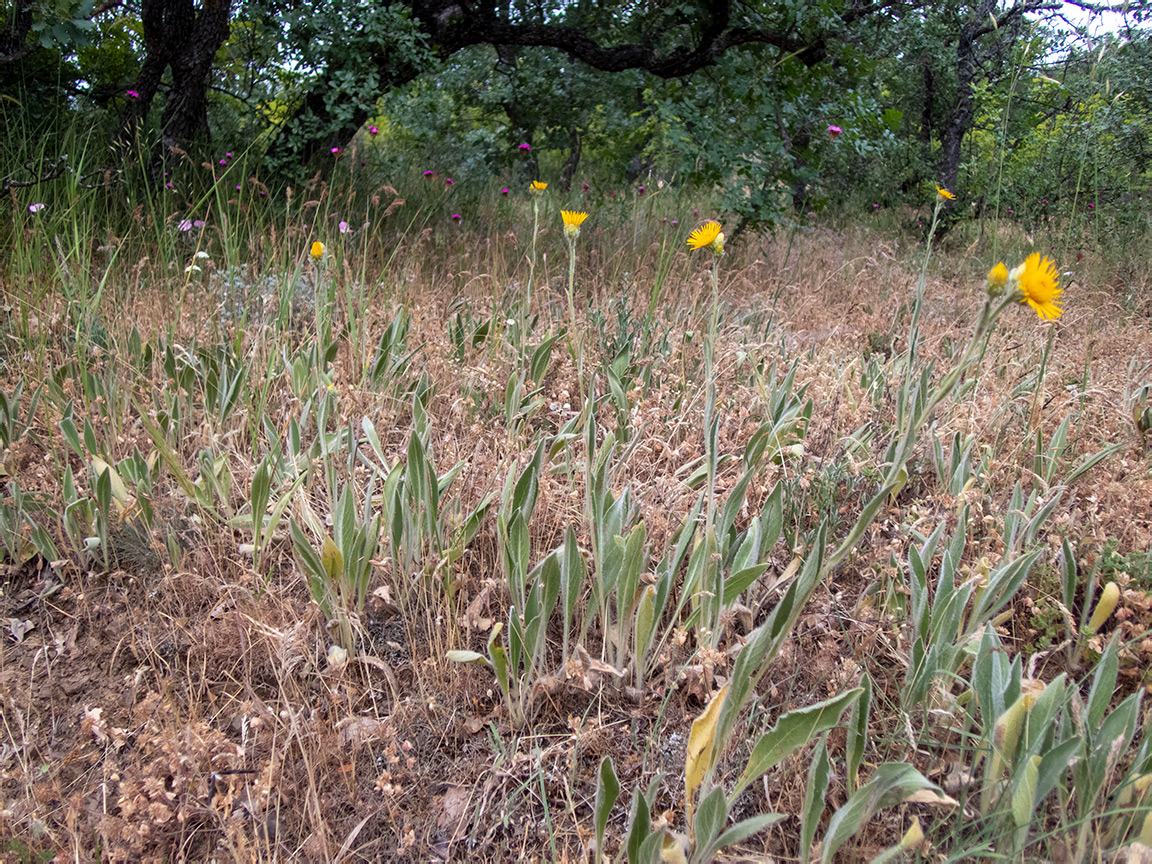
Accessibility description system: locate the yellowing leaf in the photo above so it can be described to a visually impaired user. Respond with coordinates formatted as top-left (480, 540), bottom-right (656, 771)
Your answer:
top-left (686, 684), bottom-right (728, 804)
top-left (321, 535), bottom-right (343, 582)
top-left (660, 834), bottom-right (689, 864)
top-left (91, 456), bottom-right (132, 516)
top-left (900, 817), bottom-right (924, 849)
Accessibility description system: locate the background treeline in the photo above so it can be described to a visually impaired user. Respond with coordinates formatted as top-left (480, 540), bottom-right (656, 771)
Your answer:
top-left (1, 0), bottom-right (1150, 240)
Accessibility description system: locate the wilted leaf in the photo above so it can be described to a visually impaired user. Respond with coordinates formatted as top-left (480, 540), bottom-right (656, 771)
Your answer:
top-left (686, 684), bottom-right (728, 805)
top-left (572, 644), bottom-right (625, 691)
top-left (8, 618), bottom-right (34, 643)
top-left (435, 785), bottom-right (471, 835)
top-left (904, 788), bottom-right (959, 807)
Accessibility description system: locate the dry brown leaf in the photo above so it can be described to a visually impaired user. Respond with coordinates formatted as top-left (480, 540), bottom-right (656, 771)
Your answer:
top-left (904, 788), bottom-right (959, 807)
top-left (335, 716), bottom-right (389, 748)
top-left (435, 785), bottom-right (471, 836)
top-left (458, 584), bottom-right (493, 632)
top-left (572, 644), bottom-right (625, 691)
top-left (1109, 844), bottom-right (1152, 864)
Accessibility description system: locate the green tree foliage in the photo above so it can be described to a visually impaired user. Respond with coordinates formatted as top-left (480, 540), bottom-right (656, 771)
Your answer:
top-left (1, 0), bottom-right (1151, 236)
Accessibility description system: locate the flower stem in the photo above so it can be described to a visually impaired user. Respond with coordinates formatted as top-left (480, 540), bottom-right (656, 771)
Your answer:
top-left (527, 198), bottom-right (540, 319)
top-left (703, 254), bottom-right (721, 646)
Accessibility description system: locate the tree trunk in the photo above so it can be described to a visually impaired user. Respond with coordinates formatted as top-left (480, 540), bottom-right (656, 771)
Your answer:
top-left (0, 0), bottom-right (36, 67)
top-left (938, 24), bottom-right (980, 195)
top-left (937, 0), bottom-right (1035, 197)
top-left (559, 128), bottom-right (582, 189)
top-left (790, 125), bottom-right (813, 212)
top-left (118, 0), bottom-right (231, 160)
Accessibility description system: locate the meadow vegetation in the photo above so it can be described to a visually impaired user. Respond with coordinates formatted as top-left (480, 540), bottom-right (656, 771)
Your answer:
top-left (1, 154), bottom-right (1151, 862)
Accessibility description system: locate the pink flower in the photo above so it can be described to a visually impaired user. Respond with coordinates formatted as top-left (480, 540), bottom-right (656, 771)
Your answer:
top-left (27, 203), bottom-right (45, 213)
top-left (637, 186), bottom-right (645, 195)
top-left (178, 219), bottom-right (193, 231)
top-left (126, 89), bottom-right (139, 99)
top-left (1088, 203), bottom-right (1094, 208)
top-left (219, 159), bottom-right (227, 165)
top-left (331, 147), bottom-right (341, 155)
top-left (501, 188), bottom-right (508, 196)
top-left (582, 183), bottom-right (590, 191)
top-left (873, 204), bottom-right (879, 209)
top-left (518, 143), bottom-right (531, 151)
top-left (827, 125), bottom-right (842, 140)
top-left (339, 221), bottom-right (348, 234)
top-left (423, 170), bottom-right (433, 177)
top-left (369, 126), bottom-right (378, 136)
top-left (226, 152), bottom-right (232, 158)
top-left (445, 178), bottom-right (454, 187)
top-left (450, 214), bottom-right (462, 221)
top-left (193, 220), bottom-right (205, 228)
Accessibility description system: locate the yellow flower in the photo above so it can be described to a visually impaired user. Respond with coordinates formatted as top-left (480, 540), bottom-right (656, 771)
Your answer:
top-left (310, 241), bottom-right (325, 261)
top-left (530, 181), bottom-right (547, 196)
top-left (561, 210), bottom-right (588, 239)
top-left (1015, 252), bottom-right (1062, 320)
top-left (687, 221), bottom-right (724, 255)
top-left (986, 262), bottom-right (1009, 296)
top-left (936, 185), bottom-right (955, 202)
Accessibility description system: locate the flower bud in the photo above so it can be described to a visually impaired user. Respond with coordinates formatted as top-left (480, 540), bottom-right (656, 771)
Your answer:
top-left (986, 262), bottom-right (1009, 296)
top-left (1087, 581), bottom-right (1120, 632)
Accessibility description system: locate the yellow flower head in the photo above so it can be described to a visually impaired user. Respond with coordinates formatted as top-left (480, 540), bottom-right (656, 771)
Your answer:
top-left (530, 181), bottom-right (547, 196)
top-left (935, 185), bottom-right (955, 202)
top-left (986, 262), bottom-right (1009, 296)
top-left (561, 210), bottom-right (588, 239)
top-left (310, 241), bottom-right (325, 261)
top-left (687, 221), bottom-right (724, 256)
top-left (1014, 252), bottom-right (1062, 320)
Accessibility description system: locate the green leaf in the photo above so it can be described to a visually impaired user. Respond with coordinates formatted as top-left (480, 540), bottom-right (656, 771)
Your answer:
top-left (733, 687), bottom-right (860, 798)
top-left (625, 786), bottom-right (653, 864)
top-left (710, 813), bottom-right (785, 861)
top-left (820, 763), bottom-right (942, 864)
top-left (722, 563), bottom-right (770, 605)
top-left (691, 786), bottom-right (728, 861)
top-left (845, 674), bottom-right (872, 795)
top-left (594, 755), bottom-right (621, 856)
top-left (1011, 755), bottom-right (1040, 827)
top-left (1086, 633), bottom-right (1121, 730)
top-left (1035, 737), bottom-right (1080, 804)
top-left (250, 457), bottom-right (271, 539)
top-left (800, 739), bottom-right (831, 864)
top-left (445, 650), bottom-right (489, 665)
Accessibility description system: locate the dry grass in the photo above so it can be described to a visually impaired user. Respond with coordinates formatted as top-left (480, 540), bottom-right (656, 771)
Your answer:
top-left (1, 216), bottom-right (1151, 862)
